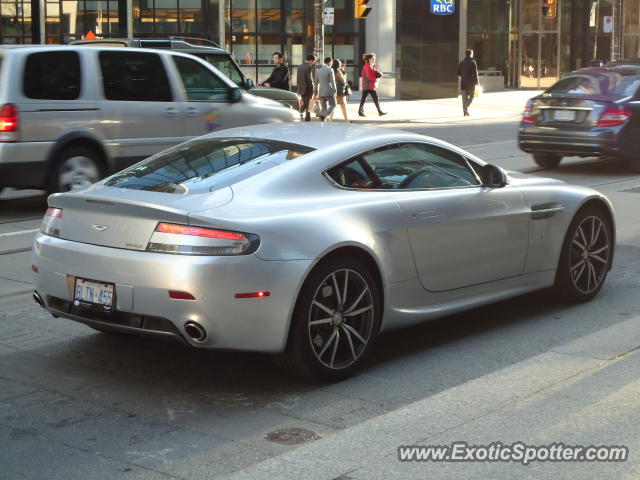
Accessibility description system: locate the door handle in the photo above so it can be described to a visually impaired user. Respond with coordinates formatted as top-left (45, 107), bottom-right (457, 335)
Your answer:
top-left (184, 107), bottom-right (200, 117)
top-left (163, 107), bottom-right (178, 117)
top-left (412, 210), bottom-right (441, 219)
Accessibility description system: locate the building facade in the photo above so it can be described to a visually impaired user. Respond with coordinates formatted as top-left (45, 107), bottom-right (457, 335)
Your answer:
top-left (2, 0), bottom-right (640, 98)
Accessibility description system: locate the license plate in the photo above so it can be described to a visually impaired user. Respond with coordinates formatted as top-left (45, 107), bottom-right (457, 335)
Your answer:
top-left (553, 109), bottom-right (576, 121)
top-left (74, 278), bottom-right (115, 309)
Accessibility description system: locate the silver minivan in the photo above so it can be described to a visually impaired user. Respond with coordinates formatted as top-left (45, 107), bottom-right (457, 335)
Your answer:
top-left (0, 45), bottom-right (298, 192)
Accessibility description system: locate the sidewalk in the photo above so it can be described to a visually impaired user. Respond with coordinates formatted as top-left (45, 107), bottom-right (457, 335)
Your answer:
top-left (326, 89), bottom-right (543, 124)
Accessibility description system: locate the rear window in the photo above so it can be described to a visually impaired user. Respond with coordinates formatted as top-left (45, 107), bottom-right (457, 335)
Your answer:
top-left (104, 138), bottom-right (315, 194)
top-left (24, 51), bottom-right (81, 100)
top-left (547, 69), bottom-right (640, 97)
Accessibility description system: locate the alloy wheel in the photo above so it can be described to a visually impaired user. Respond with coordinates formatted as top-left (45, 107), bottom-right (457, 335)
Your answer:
top-left (58, 155), bottom-right (101, 191)
top-left (569, 216), bottom-right (610, 294)
top-left (307, 268), bottom-right (375, 370)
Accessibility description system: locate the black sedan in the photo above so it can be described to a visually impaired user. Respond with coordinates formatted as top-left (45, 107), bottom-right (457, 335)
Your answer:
top-left (518, 63), bottom-right (640, 171)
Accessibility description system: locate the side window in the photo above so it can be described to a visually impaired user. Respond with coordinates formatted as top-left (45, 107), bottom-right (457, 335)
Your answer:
top-left (362, 143), bottom-right (480, 190)
top-left (327, 158), bottom-right (380, 189)
top-left (99, 51), bottom-right (172, 102)
top-left (24, 51), bottom-right (81, 100)
top-left (173, 56), bottom-right (230, 101)
top-left (201, 54), bottom-right (244, 87)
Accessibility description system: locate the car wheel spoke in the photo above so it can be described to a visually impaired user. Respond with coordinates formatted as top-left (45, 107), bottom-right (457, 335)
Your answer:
top-left (317, 328), bottom-right (338, 358)
top-left (578, 226), bottom-right (589, 250)
top-left (345, 287), bottom-right (369, 313)
top-left (344, 305), bottom-right (373, 317)
top-left (590, 219), bottom-right (602, 248)
top-left (573, 262), bottom-right (586, 284)
top-left (342, 270), bottom-right (349, 309)
top-left (329, 329), bottom-right (340, 368)
top-left (571, 259), bottom-right (585, 272)
top-left (572, 237), bottom-right (586, 250)
top-left (313, 300), bottom-right (334, 316)
top-left (589, 254), bottom-right (608, 265)
top-left (343, 323), bottom-right (367, 344)
top-left (342, 325), bottom-right (357, 360)
top-left (309, 317), bottom-right (332, 326)
top-left (590, 245), bottom-right (609, 256)
top-left (332, 273), bottom-right (342, 306)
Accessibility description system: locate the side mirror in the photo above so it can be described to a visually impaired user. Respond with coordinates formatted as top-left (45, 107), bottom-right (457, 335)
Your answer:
top-left (244, 78), bottom-right (255, 90)
top-left (228, 87), bottom-right (243, 103)
top-left (480, 164), bottom-right (507, 188)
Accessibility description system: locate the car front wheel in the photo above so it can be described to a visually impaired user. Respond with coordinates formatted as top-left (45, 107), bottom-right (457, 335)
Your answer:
top-left (554, 207), bottom-right (613, 302)
top-left (533, 152), bottom-right (562, 169)
top-left (274, 256), bottom-right (381, 380)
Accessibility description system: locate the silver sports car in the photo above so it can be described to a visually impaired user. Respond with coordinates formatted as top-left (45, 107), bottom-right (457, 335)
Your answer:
top-left (32, 124), bottom-right (615, 380)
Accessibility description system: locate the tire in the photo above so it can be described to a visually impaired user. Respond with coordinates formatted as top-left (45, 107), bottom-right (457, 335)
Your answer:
top-left (48, 146), bottom-right (105, 193)
top-left (273, 256), bottom-right (382, 381)
top-left (533, 153), bottom-right (562, 169)
top-left (553, 206), bottom-right (613, 303)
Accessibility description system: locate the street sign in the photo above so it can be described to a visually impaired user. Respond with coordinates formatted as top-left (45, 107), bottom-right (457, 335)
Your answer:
top-left (430, 0), bottom-right (455, 15)
top-left (323, 7), bottom-right (334, 25)
top-left (603, 16), bottom-right (613, 33)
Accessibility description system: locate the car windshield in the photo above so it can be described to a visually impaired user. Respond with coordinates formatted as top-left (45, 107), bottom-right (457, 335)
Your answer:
top-left (104, 138), bottom-right (315, 194)
top-left (196, 54), bottom-right (245, 87)
top-left (547, 68), bottom-right (640, 97)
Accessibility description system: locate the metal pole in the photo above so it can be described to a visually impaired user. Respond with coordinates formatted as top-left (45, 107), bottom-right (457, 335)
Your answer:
top-left (314, 0), bottom-right (324, 60)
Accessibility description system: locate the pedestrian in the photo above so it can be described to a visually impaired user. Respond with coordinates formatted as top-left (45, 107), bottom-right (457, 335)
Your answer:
top-left (457, 49), bottom-right (479, 116)
top-left (259, 51), bottom-right (290, 91)
top-left (297, 54), bottom-right (316, 122)
top-left (317, 56), bottom-right (337, 122)
top-left (330, 58), bottom-right (351, 122)
top-left (358, 53), bottom-right (386, 117)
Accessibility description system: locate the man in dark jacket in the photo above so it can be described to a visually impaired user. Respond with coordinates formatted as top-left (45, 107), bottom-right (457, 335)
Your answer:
top-left (297, 54), bottom-right (316, 122)
top-left (457, 49), bottom-right (479, 116)
top-left (260, 52), bottom-right (290, 91)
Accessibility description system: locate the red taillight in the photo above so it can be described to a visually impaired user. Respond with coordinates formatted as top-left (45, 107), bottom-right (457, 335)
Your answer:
top-left (156, 222), bottom-right (244, 240)
top-left (0, 103), bottom-right (18, 133)
top-left (31, 265), bottom-right (39, 274)
top-left (522, 105), bottom-right (535, 124)
top-left (45, 207), bottom-right (63, 218)
top-left (235, 291), bottom-right (270, 299)
top-left (168, 290), bottom-right (196, 300)
top-left (596, 108), bottom-right (631, 127)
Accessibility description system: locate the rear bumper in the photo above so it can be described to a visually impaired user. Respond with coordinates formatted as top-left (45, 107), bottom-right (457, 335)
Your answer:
top-left (32, 233), bottom-right (314, 353)
top-left (518, 125), bottom-right (622, 158)
top-left (0, 142), bottom-right (53, 188)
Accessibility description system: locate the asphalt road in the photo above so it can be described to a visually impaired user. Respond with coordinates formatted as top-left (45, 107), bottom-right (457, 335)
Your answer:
top-left (1, 119), bottom-right (640, 479)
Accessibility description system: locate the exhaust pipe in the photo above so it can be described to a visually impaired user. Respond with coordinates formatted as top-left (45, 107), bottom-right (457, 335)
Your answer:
top-left (33, 291), bottom-right (44, 308)
top-left (184, 321), bottom-right (207, 342)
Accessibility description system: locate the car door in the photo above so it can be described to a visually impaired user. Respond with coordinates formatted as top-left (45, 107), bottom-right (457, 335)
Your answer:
top-left (169, 55), bottom-right (248, 139)
top-left (97, 50), bottom-right (186, 169)
top-left (360, 143), bottom-right (530, 292)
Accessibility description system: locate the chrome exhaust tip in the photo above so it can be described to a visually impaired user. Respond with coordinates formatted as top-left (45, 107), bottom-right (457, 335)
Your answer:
top-left (33, 291), bottom-right (44, 308)
top-left (184, 321), bottom-right (207, 342)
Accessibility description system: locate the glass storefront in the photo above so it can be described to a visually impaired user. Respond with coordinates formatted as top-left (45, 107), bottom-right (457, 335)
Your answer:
top-left (224, 0), bottom-right (362, 89)
top-left (1, 0), bottom-right (31, 43)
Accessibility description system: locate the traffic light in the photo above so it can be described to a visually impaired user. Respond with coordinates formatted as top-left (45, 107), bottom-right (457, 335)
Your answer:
top-left (355, 0), bottom-right (371, 18)
top-left (542, 0), bottom-right (557, 18)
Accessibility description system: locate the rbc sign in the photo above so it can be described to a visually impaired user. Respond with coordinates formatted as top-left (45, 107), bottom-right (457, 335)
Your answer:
top-left (430, 0), bottom-right (455, 15)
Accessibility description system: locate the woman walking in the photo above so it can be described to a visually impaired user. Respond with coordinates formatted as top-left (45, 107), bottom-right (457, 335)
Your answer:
top-left (330, 59), bottom-right (351, 122)
top-left (358, 53), bottom-right (386, 117)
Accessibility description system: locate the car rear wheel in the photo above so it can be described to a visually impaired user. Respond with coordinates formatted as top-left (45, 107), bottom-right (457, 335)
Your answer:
top-left (48, 146), bottom-right (104, 193)
top-left (533, 153), bottom-right (562, 169)
top-left (274, 256), bottom-right (381, 380)
top-left (553, 207), bottom-right (613, 302)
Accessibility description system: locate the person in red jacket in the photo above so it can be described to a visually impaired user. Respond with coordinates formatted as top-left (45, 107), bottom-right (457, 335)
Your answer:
top-left (358, 53), bottom-right (386, 117)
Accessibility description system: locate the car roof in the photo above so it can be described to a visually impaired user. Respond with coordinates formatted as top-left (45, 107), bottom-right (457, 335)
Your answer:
top-left (70, 38), bottom-right (230, 55)
top-left (199, 123), bottom-right (485, 164)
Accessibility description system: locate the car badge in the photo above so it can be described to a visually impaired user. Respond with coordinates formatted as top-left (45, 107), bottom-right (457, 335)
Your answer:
top-left (92, 224), bottom-right (109, 232)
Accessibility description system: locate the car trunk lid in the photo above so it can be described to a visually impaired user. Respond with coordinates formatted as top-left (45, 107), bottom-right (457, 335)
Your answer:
top-left (47, 185), bottom-right (232, 250)
top-left (527, 94), bottom-right (618, 130)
